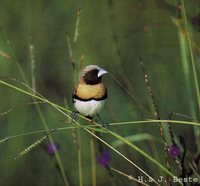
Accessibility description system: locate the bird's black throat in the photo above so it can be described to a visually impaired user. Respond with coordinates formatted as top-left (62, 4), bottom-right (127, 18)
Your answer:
top-left (83, 69), bottom-right (102, 85)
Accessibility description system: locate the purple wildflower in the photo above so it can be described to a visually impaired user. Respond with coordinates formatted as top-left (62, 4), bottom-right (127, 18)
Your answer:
top-left (168, 144), bottom-right (180, 158)
top-left (45, 142), bottom-right (60, 155)
top-left (96, 150), bottom-right (111, 167)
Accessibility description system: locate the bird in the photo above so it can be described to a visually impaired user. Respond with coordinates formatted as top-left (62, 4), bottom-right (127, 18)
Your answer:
top-left (72, 65), bottom-right (108, 120)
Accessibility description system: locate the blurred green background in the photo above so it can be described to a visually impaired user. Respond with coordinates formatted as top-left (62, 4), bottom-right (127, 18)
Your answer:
top-left (0, 0), bottom-right (199, 185)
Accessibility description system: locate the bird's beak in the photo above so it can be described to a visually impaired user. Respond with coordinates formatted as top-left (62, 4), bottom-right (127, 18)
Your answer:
top-left (98, 68), bottom-right (108, 77)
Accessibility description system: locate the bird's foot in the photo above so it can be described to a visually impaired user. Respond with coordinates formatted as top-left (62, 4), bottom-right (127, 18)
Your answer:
top-left (96, 114), bottom-right (109, 129)
top-left (70, 111), bottom-right (79, 124)
top-left (101, 123), bottom-right (109, 129)
top-left (99, 123), bottom-right (109, 136)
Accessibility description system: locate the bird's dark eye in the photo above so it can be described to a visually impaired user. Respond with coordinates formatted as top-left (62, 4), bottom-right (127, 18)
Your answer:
top-left (84, 69), bottom-right (102, 85)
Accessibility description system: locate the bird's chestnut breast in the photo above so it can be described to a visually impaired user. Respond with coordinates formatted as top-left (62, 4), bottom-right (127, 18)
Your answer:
top-left (75, 83), bottom-right (106, 100)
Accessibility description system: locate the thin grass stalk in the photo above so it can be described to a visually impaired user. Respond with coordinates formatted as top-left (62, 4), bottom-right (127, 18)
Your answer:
top-left (109, 120), bottom-right (200, 127)
top-left (78, 128), bottom-right (83, 186)
top-left (37, 105), bottom-right (70, 186)
top-left (29, 43), bottom-right (70, 186)
top-left (0, 29), bottom-right (28, 83)
top-left (14, 129), bottom-right (56, 159)
top-left (173, 17), bottom-right (199, 154)
top-left (73, 8), bottom-right (81, 44)
top-left (66, 8), bottom-right (82, 150)
top-left (140, 60), bottom-right (171, 185)
top-left (107, 0), bottom-right (151, 117)
top-left (110, 167), bottom-right (150, 186)
top-left (109, 73), bottom-right (151, 116)
top-left (1, 119), bottom-right (199, 145)
top-left (67, 8), bottom-right (84, 185)
top-left (90, 135), bottom-right (97, 186)
top-left (180, 0), bottom-right (200, 152)
top-left (180, 0), bottom-right (200, 111)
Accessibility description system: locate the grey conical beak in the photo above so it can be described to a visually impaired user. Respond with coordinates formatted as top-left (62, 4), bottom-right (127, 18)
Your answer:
top-left (98, 68), bottom-right (108, 77)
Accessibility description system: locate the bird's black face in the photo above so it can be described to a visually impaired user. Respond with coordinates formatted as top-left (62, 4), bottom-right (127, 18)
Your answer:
top-left (83, 69), bottom-right (102, 85)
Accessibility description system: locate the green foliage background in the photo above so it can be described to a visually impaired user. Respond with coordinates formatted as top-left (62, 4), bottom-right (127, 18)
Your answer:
top-left (0, 0), bottom-right (199, 185)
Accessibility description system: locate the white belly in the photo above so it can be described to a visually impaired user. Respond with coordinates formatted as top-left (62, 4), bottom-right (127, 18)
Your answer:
top-left (74, 99), bottom-right (106, 117)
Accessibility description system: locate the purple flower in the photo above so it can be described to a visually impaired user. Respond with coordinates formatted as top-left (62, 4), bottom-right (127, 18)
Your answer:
top-left (96, 150), bottom-right (111, 167)
top-left (45, 142), bottom-right (60, 155)
top-left (168, 144), bottom-right (180, 158)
